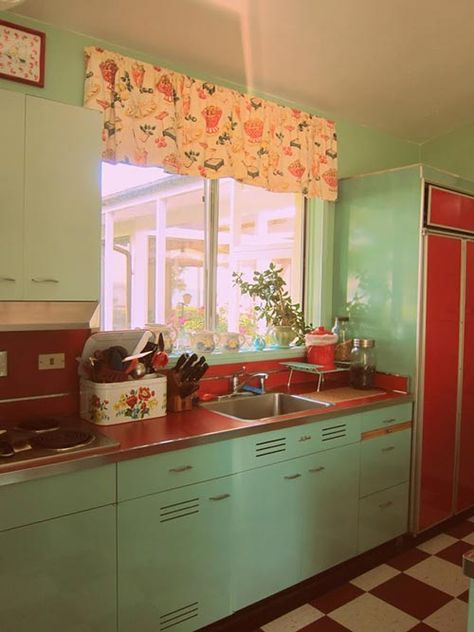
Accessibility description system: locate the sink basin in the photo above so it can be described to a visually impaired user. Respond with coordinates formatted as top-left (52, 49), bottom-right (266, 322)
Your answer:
top-left (200, 392), bottom-right (332, 421)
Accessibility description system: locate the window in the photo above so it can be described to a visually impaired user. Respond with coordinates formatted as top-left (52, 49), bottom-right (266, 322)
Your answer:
top-left (101, 164), bottom-right (305, 350)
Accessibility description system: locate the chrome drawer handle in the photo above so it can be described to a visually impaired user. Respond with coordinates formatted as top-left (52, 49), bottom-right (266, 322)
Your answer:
top-left (309, 466), bottom-right (325, 473)
top-left (284, 473), bottom-right (301, 480)
top-left (0, 276), bottom-right (15, 282)
top-left (379, 501), bottom-right (393, 509)
top-left (382, 418), bottom-right (396, 424)
top-left (299, 435), bottom-right (312, 442)
top-left (381, 446), bottom-right (395, 452)
top-left (209, 493), bottom-right (230, 501)
top-left (169, 465), bottom-right (193, 473)
top-left (31, 277), bottom-right (59, 283)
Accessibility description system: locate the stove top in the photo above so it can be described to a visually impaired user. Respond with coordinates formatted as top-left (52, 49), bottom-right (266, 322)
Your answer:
top-left (0, 418), bottom-right (119, 470)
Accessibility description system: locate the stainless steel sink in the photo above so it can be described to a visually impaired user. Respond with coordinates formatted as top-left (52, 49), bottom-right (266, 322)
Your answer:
top-left (200, 392), bottom-right (332, 421)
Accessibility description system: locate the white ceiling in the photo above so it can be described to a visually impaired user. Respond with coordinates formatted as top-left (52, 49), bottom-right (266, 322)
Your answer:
top-left (12, 0), bottom-right (474, 142)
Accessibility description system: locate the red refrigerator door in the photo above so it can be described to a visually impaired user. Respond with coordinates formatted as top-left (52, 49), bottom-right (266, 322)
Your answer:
top-left (457, 240), bottom-right (474, 512)
top-left (418, 234), bottom-right (461, 531)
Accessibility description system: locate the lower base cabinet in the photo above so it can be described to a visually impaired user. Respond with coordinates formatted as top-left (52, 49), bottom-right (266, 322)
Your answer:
top-left (0, 505), bottom-right (116, 632)
top-left (118, 477), bottom-right (233, 632)
top-left (232, 443), bottom-right (360, 611)
top-left (300, 443), bottom-right (359, 578)
top-left (232, 459), bottom-right (304, 610)
top-left (358, 482), bottom-right (409, 553)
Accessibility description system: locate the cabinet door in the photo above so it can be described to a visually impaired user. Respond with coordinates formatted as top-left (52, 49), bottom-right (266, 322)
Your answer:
top-left (118, 477), bottom-right (233, 632)
top-left (232, 460), bottom-right (303, 611)
top-left (0, 89), bottom-right (24, 299)
top-left (360, 428), bottom-right (411, 497)
top-left (23, 97), bottom-right (102, 300)
top-left (358, 483), bottom-right (409, 553)
top-left (300, 443), bottom-right (359, 579)
top-left (418, 234), bottom-right (461, 531)
top-left (0, 505), bottom-right (116, 632)
top-left (457, 240), bottom-right (474, 512)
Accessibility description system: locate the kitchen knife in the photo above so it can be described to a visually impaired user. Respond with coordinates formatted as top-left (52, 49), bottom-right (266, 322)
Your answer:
top-left (174, 353), bottom-right (189, 372)
top-left (180, 353), bottom-right (198, 376)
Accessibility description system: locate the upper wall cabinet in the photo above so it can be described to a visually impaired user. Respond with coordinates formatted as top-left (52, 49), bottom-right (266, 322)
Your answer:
top-left (0, 90), bottom-right (25, 300)
top-left (0, 89), bottom-right (102, 301)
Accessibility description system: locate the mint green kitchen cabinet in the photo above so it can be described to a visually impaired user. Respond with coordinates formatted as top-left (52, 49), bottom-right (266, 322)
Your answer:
top-left (357, 404), bottom-right (412, 553)
top-left (0, 504), bottom-right (116, 632)
top-left (358, 482), bottom-right (410, 552)
top-left (0, 88), bottom-right (102, 301)
top-left (118, 476), bottom-right (234, 632)
top-left (359, 427), bottom-right (411, 497)
top-left (232, 458), bottom-right (304, 610)
top-left (0, 89), bottom-right (24, 300)
top-left (0, 465), bottom-right (117, 632)
top-left (300, 443), bottom-right (359, 579)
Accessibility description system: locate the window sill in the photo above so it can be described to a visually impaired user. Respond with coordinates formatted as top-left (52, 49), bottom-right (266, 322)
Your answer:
top-left (167, 346), bottom-right (305, 367)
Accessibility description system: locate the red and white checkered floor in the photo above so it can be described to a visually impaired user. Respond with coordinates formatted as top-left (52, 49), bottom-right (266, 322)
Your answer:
top-left (257, 517), bottom-right (474, 632)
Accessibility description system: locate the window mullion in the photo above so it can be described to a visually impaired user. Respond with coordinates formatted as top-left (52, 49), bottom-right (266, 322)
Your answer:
top-left (204, 179), bottom-right (219, 331)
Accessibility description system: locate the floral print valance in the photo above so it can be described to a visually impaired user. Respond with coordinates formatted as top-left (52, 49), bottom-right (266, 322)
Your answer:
top-left (84, 47), bottom-right (338, 200)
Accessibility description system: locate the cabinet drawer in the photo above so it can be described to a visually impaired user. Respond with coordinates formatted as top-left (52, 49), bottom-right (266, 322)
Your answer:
top-left (358, 483), bottom-right (409, 553)
top-left (118, 439), bottom-right (236, 500)
top-left (360, 428), bottom-right (412, 497)
top-left (292, 413), bottom-right (361, 457)
top-left (0, 465), bottom-right (116, 532)
top-left (361, 402), bottom-right (412, 433)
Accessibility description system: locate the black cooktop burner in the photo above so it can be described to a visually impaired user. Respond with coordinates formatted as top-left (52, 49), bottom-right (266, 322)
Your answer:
top-left (30, 429), bottom-right (95, 452)
top-left (15, 418), bottom-right (61, 433)
top-left (0, 440), bottom-right (14, 458)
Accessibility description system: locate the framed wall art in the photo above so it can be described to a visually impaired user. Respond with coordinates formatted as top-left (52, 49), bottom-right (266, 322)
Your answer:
top-left (0, 19), bottom-right (45, 87)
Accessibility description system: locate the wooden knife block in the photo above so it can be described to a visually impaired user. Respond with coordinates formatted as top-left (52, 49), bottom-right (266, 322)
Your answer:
top-left (166, 372), bottom-right (195, 412)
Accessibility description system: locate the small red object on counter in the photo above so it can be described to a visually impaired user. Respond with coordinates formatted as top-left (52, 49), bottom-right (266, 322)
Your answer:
top-left (305, 326), bottom-right (337, 370)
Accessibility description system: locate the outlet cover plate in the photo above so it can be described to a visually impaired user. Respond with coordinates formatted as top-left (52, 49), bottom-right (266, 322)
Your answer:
top-left (0, 351), bottom-right (7, 377)
top-left (38, 353), bottom-right (65, 370)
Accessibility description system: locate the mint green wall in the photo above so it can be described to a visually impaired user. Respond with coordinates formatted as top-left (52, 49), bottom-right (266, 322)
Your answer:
top-left (332, 166), bottom-right (421, 379)
top-left (0, 11), bottom-right (419, 178)
top-left (421, 123), bottom-right (474, 183)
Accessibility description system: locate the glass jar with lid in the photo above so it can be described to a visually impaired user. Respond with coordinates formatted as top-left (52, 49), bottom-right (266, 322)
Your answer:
top-left (350, 338), bottom-right (376, 389)
top-left (331, 316), bottom-right (352, 362)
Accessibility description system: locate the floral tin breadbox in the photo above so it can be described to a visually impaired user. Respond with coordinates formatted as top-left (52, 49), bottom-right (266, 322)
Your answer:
top-left (79, 330), bottom-right (167, 425)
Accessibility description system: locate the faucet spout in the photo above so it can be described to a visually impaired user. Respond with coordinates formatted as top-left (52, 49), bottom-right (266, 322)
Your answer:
top-left (230, 369), bottom-right (269, 395)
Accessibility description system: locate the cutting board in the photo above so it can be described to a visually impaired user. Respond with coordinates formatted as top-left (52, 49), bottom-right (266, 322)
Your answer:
top-left (304, 387), bottom-right (384, 403)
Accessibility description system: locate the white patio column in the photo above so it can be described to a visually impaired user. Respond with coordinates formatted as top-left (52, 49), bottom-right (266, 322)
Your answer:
top-left (102, 211), bottom-right (114, 330)
top-left (130, 230), bottom-right (149, 328)
top-left (154, 198), bottom-right (167, 323)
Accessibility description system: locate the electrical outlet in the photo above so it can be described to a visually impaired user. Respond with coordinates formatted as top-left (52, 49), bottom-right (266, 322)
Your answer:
top-left (0, 351), bottom-right (7, 377)
top-left (38, 353), bottom-right (65, 370)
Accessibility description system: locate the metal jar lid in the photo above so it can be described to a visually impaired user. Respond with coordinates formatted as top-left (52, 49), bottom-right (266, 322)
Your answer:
top-left (353, 338), bottom-right (375, 348)
top-left (335, 316), bottom-right (349, 322)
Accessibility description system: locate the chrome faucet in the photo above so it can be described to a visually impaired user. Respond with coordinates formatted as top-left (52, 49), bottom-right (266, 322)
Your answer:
top-left (230, 367), bottom-right (269, 396)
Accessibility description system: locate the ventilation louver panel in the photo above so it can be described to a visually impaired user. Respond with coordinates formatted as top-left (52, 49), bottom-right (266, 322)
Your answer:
top-left (321, 423), bottom-right (347, 442)
top-left (160, 602), bottom-right (199, 630)
top-left (255, 436), bottom-right (287, 458)
top-left (159, 497), bottom-right (200, 523)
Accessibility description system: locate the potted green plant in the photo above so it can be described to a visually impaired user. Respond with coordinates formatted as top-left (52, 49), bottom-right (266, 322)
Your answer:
top-left (232, 263), bottom-right (311, 347)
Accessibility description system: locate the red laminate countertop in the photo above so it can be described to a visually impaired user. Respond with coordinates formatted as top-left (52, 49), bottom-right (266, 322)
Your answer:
top-left (0, 387), bottom-right (413, 481)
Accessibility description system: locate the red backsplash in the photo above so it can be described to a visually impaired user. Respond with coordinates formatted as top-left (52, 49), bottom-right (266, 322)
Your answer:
top-left (0, 329), bottom-right (90, 421)
top-left (0, 330), bottom-right (409, 421)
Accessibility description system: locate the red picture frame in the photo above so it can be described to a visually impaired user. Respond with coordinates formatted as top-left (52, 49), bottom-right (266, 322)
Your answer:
top-left (0, 19), bottom-right (46, 87)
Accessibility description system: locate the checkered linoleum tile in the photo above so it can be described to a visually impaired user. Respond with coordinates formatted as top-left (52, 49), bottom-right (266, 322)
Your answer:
top-left (259, 520), bottom-right (474, 632)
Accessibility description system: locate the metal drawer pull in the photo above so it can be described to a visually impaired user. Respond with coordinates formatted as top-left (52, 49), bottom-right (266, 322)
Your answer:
top-left (169, 465), bottom-right (193, 473)
top-left (299, 435), bottom-right (312, 442)
top-left (31, 277), bottom-right (59, 283)
top-left (309, 466), bottom-right (325, 473)
top-left (209, 493), bottom-right (230, 501)
top-left (382, 418), bottom-right (396, 424)
top-left (0, 276), bottom-right (15, 282)
top-left (381, 446), bottom-right (395, 452)
top-left (379, 501), bottom-right (393, 509)
top-left (284, 473), bottom-right (301, 480)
